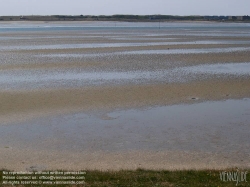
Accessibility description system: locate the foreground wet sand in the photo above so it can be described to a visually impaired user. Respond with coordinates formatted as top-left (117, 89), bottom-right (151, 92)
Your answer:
top-left (1, 149), bottom-right (249, 171)
top-left (0, 21), bottom-right (250, 171)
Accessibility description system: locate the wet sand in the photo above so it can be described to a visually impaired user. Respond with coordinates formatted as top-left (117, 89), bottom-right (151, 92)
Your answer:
top-left (1, 149), bottom-right (248, 171)
top-left (0, 21), bottom-right (250, 171)
top-left (1, 79), bottom-right (250, 124)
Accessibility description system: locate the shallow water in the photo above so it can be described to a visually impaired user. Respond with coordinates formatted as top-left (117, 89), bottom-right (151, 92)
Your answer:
top-left (117, 47), bottom-right (250, 55)
top-left (0, 69), bottom-right (170, 90)
top-left (36, 47), bottom-right (250, 60)
top-left (0, 41), bottom-right (241, 51)
top-left (1, 99), bottom-right (250, 152)
top-left (1, 62), bottom-right (249, 90)
top-left (179, 62), bottom-right (250, 75)
top-left (2, 41), bottom-right (250, 51)
top-left (1, 21), bottom-right (250, 30)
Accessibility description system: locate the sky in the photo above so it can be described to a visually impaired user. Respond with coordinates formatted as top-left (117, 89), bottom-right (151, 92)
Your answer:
top-left (0, 0), bottom-right (249, 16)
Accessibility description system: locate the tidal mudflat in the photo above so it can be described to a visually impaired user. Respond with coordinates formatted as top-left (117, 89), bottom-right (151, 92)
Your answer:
top-left (0, 21), bottom-right (250, 171)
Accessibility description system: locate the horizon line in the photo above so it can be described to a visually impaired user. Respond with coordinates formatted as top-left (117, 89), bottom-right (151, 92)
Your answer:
top-left (0, 14), bottom-right (248, 17)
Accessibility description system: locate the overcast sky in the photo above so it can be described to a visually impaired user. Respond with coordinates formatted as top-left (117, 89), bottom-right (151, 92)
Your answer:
top-left (0, 0), bottom-right (249, 16)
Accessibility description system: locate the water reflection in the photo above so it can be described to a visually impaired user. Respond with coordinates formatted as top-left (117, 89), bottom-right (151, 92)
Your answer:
top-left (1, 99), bottom-right (250, 152)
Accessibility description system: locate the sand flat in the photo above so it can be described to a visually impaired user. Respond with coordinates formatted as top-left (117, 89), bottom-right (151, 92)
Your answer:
top-left (0, 21), bottom-right (250, 171)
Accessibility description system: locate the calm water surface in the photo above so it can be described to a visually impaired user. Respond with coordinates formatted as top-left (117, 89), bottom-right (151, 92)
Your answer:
top-left (0, 99), bottom-right (249, 152)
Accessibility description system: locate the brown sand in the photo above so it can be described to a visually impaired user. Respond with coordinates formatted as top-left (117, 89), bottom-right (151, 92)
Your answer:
top-left (0, 148), bottom-right (249, 171)
top-left (0, 51), bottom-right (250, 71)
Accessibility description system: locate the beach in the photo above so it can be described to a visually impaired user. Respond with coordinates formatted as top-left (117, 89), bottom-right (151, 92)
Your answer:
top-left (0, 21), bottom-right (250, 171)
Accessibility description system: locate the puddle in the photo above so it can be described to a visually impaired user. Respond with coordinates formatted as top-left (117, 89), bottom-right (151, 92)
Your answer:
top-left (164, 33), bottom-right (250, 37)
top-left (110, 37), bottom-right (177, 41)
top-left (37, 47), bottom-right (250, 59)
top-left (179, 62), bottom-right (250, 75)
top-left (2, 40), bottom-right (250, 51)
top-left (0, 42), bottom-right (179, 51)
top-left (118, 47), bottom-right (250, 55)
top-left (0, 35), bottom-right (104, 40)
top-left (1, 99), bottom-right (250, 153)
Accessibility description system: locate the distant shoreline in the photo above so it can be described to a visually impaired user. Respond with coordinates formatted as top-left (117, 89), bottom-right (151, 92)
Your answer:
top-left (0, 15), bottom-right (250, 22)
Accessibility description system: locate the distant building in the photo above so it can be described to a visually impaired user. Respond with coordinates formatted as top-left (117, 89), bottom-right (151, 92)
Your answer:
top-left (228, 16), bottom-right (243, 21)
top-left (243, 16), bottom-right (250, 20)
top-left (204, 16), bottom-right (227, 21)
top-left (237, 16), bottom-right (243, 20)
